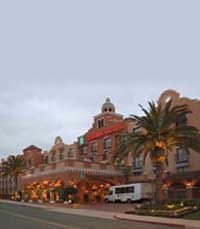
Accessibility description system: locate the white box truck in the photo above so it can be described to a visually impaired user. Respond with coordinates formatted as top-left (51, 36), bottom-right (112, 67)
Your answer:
top-left (104, 183), bottom-right (152, 203)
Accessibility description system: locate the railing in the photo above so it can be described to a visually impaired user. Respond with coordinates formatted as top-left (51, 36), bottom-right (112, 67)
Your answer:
top-left (132, 167), bottom-right (143, 176)
top-left (22, 159), bottom-right (121, 179)
top-left (176, 160), bottom-right (189, 168)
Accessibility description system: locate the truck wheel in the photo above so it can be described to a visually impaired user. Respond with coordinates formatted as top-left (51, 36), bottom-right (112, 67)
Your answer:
top-left (127, 199), bottom-right (132, 204)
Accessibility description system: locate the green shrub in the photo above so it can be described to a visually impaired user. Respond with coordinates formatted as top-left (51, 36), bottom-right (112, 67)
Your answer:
top-left (126, 206), bottom-right (197, 218)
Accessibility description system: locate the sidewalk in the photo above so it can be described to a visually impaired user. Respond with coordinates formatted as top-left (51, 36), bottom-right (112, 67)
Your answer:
top-left (1, 199), bottom-right (200, 228)
top-left (114, 213), bottom-right (200, 229)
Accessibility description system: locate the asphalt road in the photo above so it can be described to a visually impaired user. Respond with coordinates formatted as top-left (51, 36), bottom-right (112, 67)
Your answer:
top-left (0, 203), bottom-right (183, 229)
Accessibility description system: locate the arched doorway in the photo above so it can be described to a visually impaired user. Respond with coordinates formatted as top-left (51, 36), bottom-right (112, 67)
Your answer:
top-left (192, 181), bottom-right (200, 199)
top-left (168, 182), bottom-right (187, 200)
top-left (76, 177), bottom-right (113, 204)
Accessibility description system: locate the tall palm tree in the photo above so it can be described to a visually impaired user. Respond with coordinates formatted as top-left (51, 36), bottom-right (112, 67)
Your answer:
top-left (114, 100), bottom-right (200, 204)
top-left (0, 161), bottom-right (10, 197)
top-left (4, 155), bottom-right (25, 192)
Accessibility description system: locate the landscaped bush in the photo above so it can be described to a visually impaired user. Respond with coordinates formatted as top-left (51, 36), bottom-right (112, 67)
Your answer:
top-left (126, 206), bottom-right (197, 218)
top-left (183, 199), bottom-right (200, 208)
top-left (126, 199), bottom-right (200, 218)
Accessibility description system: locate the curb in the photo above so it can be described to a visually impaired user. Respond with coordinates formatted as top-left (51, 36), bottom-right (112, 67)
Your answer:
top-left (113, 214), bottom-right (184, 228)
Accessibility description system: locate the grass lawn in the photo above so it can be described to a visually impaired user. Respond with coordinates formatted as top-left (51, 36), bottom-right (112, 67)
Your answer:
top-left (183, 210), bottom-right (200, 220)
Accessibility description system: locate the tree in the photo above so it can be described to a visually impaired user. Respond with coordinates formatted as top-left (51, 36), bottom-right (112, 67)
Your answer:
top-left (114, 100), bottom-right (200, 205)
top-left (121, 165), bottom-right (132, 184)
top-left (3, 155), bottom-right (25, 192)
top-left (0, 161), bottom-right (10, 197)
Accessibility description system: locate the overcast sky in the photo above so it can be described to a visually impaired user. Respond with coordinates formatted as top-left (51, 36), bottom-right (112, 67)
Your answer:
top-left (0, 1), bottom-right (200, 159)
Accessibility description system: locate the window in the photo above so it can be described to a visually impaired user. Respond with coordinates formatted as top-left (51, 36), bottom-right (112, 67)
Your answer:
top-left (165, 96), bottom-right (171, 103)
top-left (81, 146), bottom-right (87, 160)
top-left (128, 186), bottom-right (134, 193)
top-left (44, 156), bottom-right (48, 164)
top-left (103, 137), bottom-right (111, 160)
top-left (133, 153), bottom-right (143, 169)
top-left (115, 188), bottom-right (121, 194)
top-left (51, 152), bottom-right (56, 162)
top-left (176, 114), bottom-right (187, 127)
top-left (176, 147), bottom-right (189, 163)
top-left (59, 149), bottom-right (65, 161)
top-left (68, 148), bottom-right (74, 158)
top-left (152, 161), bottom-right (157, 175)
top-left (108, 190), bottom-right (113, 195)
top-left (133, 126), bottom-right (141, 132)
top-left (103, 149), bottom-right (110, 160)
top-left (115, 186), bottom-right (134, 194)
top-left (133, 153), bottom-right (143, 176)
top-left (79, 136), bottom-right (85, 145)
top-left (104, 137), bottom-right (111, 149)
top-left (97, 119), bottom-right (104, 128)
top-left (91, 142), bottom-right (97, 161)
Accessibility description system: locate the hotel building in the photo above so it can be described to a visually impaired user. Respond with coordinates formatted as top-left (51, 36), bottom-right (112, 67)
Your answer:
top-left (1, 90), bottom-right (200, 202)
top-left (0, 98), bottom-right (133, 203)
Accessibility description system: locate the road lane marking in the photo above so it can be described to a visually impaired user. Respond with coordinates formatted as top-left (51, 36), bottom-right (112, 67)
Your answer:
top-left (0, 209), bottom-right (80, 229)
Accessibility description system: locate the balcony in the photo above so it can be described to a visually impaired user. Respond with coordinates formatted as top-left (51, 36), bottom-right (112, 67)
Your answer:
top-left (133, 167), bottom-right (143, 176)
top-left (176, 160), bottom-right (189, 170)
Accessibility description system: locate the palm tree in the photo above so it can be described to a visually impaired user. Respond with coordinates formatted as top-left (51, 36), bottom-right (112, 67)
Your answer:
top-left (4, 155), bottom-right (25, 192)
top-left (0, 161), bottom-right (10, 197)
top-left (114, 100), bottom-right (200, 205)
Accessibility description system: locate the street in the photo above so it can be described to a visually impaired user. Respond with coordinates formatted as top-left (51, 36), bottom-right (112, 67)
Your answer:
top-left (0, 203), bottom-right (183, 229)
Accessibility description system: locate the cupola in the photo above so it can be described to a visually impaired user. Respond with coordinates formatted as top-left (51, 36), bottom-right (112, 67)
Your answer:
top-left (101, 98), bottom-right (115, 113)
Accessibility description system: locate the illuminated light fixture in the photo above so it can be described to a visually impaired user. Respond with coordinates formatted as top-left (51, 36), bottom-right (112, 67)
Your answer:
top-left (167, 204), bottom-right (174, 209)
top-left (186, 182), bottom-right (193, 188)
top-left (162, 184), bottom-right (169, 189)
top-left (105, 183), bottom-right (110, 188)
top-left (157, 155), bottom-right (166, 162)
top-left (92, 185), bottom-right (98, 190)
top-left (43, 180), bottom-right (49, 185)
top-left (54, 180), bottom-right (62, 187)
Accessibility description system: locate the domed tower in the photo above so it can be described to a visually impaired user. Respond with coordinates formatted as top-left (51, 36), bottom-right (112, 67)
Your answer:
top-left (101, 98), bottom-right (115, 113)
